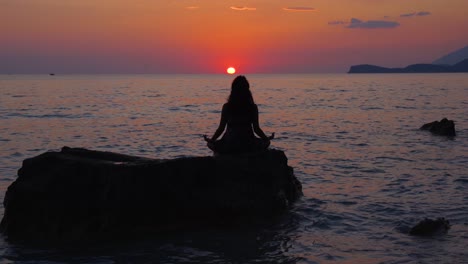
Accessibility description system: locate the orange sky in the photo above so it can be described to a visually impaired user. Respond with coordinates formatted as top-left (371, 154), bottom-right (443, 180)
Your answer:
top-left (1, 0), bottom-right (468, 73)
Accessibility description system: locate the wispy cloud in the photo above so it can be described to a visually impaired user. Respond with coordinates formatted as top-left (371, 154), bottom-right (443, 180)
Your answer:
top-left (417, 11), bottom-right (431, 16)
top-left (282, 7), bottom-right (316, 12)
top-left (347, 18), bottom-right (400, 29)
top-left (400, 13), bottom-right (414, 18)
top-left (230, 6), bottom-right (256, 11)
top-left (185, 6), bottom-right (199, 10)
top-left (328, 20), bottom-right (347, 25)
top-left (400, 11), bottom-right (431, 18)
top-left (329, 18), bottom-right (400, 29)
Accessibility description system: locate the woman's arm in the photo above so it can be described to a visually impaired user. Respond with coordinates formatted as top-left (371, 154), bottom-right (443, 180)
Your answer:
top-left (210, 104), bottom-right (228, 141)
top-left (252, 105), bottom-right (270, 140)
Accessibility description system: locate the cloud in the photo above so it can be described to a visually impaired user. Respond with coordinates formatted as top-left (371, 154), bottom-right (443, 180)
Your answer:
top-left (328, 20), bottom-right (347, 26)
top-left (283, 7), bottom-right (316, 12)
top-left (400, 13), bottom-right (415, 18)
top-left (185, 6), bottom-right (199, 10)
top-left (230, 6), bottom-right (256, 11)
top-left (417, 11), bottom-right (431, 16)
top-left (347, 18), bottom-right (400, 29)
top-left (400, 11), bottom-right (431, 18)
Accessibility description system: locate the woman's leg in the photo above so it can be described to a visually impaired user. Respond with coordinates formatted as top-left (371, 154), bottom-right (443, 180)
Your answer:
top-left (207, 140), bottom-right (230, 154)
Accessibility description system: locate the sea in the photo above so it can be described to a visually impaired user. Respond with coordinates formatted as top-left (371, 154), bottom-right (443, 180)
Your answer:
top-left (0, 73), bottom-right (467, 263)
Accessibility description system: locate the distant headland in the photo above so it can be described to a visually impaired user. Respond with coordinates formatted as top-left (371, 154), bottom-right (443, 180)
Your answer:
top-left (348, 59), bottom-right (468, 73)
top-left (349, 45), bottom-right (468, 74)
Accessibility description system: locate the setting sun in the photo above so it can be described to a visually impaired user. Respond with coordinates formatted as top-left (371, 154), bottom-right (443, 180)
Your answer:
top-left (227, 67), bottom-right (236, 74)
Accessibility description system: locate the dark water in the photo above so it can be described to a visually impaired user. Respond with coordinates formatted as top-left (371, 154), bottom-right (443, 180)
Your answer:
top-left (1, 74), bottom-right (467, 263)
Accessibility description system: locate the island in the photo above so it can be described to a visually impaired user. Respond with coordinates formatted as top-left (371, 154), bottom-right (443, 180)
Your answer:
top-left (348, 58), bottom-right (468, 73)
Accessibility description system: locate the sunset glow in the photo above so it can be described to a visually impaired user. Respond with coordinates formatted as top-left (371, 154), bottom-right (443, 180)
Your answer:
top-left (0, 0), bottom-right (467, 73)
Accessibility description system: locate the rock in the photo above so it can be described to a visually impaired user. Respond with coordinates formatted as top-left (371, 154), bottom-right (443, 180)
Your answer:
top-left (0, 147), bottom-right (302, 241)
top-left (409, 218), bottom-right (451, 236)
top-left (420, 118), bottom-right (456, 137)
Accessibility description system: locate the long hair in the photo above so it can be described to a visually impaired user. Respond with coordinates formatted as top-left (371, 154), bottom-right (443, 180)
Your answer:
top-left (227, 76), bottom-right (255, 109)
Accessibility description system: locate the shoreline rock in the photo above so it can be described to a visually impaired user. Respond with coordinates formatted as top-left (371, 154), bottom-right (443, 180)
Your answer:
top-left (0, 147), bottom-right (302, 241)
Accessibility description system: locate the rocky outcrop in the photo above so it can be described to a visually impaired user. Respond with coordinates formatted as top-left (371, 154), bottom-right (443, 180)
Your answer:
top-left (0, 147), bottom-right (302, 241)
top-left (420, 118), bottom-right (456, 137)
top-left (409, 218), bottom-right (450, 236)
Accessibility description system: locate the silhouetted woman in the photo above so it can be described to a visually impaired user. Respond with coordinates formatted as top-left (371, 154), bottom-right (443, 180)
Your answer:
top-left (204, 75), bottom-right (274, 154)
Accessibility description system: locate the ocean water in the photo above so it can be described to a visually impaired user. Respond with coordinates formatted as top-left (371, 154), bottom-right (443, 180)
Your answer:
top-left (0, 73), bottom-right (467, 263)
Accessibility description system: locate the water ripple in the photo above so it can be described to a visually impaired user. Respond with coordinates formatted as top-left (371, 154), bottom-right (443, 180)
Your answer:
top-left (1, 74), bottom-right (468, 263)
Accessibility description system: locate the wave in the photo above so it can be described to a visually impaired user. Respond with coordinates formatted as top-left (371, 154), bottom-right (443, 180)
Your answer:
top-left (5, 112), bottom-right (95, 119)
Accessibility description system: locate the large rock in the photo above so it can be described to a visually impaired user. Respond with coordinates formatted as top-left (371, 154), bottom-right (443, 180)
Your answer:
top-left (0, 147), bottom-right (302, 241)
top-left (420, 118), bottom-right (456, 137)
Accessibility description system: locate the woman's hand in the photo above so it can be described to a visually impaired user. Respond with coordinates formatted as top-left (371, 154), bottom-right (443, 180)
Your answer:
top-left (203, 135), bottom-right (213, 143)
top-left (268, 133), bottom-right (275, 140)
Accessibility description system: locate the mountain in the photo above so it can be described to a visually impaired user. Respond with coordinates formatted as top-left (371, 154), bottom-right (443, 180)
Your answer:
top-left (348, 59), bottom-right (468, 73)
top-left (433, 45), bottom-right (468, 65)
top-left (453, 58), bottom-right (468, 71)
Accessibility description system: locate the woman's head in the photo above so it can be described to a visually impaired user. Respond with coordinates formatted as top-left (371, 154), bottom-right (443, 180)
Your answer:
top-left (232, 75), bottom-right (250, 91)
top-left (228, 75), bottom-right (254, 106)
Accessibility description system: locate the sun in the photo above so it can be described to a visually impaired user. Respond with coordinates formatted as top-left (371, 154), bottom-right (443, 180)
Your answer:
top-left (226, 67), bottom-right (236, 74)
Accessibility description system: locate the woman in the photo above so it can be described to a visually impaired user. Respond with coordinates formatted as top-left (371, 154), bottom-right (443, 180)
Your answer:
top-left (204, 75), bottom-right (274, 154)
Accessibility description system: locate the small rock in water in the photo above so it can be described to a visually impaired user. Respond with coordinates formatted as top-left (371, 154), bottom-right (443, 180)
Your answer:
top-left (420, 118), bottom-right (456, 137)
top-left (409, 218), bottom-right (451, 236)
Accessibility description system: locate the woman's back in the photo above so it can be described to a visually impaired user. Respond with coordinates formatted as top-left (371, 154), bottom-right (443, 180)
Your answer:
top-left (223, 103), bottom-right (256, 142)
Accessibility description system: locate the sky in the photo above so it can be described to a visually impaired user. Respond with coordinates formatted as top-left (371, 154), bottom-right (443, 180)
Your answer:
top-left (1, 0), bottom-right (468, 74)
